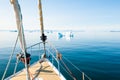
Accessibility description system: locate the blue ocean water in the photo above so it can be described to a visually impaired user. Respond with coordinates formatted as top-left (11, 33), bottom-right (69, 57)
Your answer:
top-left (0, 31), bottom-right (120, 80)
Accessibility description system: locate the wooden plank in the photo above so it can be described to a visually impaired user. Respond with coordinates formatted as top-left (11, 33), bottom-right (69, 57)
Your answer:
top-left (11, 61), bottom-right (61, 80)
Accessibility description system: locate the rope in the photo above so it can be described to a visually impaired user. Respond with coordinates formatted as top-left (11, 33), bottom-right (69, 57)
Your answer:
top-left (59, 63), bottom-right (74, 79)
top-left (63, 56), bottom-right (92, 80)
top-left (2, 31), bottom-right (19, 80)
top-left (15, 40), bottom-right (92, 80)
top-left (47, 42), bottom-right (91, 80)
top-left (63, 56), bottom-right (83, 72)
top-left (61, 60), bottom-right (77, 80)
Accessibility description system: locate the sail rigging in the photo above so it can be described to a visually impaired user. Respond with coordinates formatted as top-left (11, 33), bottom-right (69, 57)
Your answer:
top-left (10, 0), bottom-right (26, 52)
top-left (10, 0), bottom-right (30, 80)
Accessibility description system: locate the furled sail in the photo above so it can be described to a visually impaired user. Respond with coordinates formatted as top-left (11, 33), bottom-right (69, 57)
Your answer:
top-left (10, 0), bottom-right (26, 52)
top-left (38, 0), bottom-right (47, 42)
top-left (38, 0), bottom-right (47, 56)
top-left (10, 0), bottom-right (30, 80)
top-left (38, 0), bottom-right (44, 36)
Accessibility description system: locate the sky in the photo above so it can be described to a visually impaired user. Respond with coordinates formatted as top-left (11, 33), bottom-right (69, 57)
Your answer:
top-left (0, 0), bottom-right (120, 31)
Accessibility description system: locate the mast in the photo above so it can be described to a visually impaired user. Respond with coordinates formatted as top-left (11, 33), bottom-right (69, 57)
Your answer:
top-left (10, 0), bottom-right (30, 80)
top-left (38, 0), bottom-right (47, 54)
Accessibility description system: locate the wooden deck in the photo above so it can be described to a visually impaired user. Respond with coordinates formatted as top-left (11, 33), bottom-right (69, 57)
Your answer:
top-left (9, 60), bottom-right (65, 80)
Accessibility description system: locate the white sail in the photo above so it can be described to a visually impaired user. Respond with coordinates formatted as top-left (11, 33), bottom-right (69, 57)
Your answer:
top-left (10, 0), bottom-right (26, 52)
top-left (10, 0), bottom-right (30, 80)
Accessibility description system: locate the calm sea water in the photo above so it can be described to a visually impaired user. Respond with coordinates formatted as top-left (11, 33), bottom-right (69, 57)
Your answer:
top-left (0, 31), bottom-right (120, 80)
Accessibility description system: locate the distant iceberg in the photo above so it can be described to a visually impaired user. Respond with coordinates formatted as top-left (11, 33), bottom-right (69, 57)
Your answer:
top-left (110, 30), bottom-right (120, 32)
top-left (9, 30), bottom-right (17, 32)
top-left (57, 31), bottom-right (74, 40)
top-left (65, 32), bottom-right (74, 37)
top-left (58, 32), bottom-right (64, 39)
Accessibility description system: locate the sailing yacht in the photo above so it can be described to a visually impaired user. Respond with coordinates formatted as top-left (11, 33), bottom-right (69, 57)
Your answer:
top-left (2, 0), bottom-right (92, 80)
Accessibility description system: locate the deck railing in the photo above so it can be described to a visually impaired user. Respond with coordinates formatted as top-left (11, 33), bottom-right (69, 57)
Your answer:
top-left (4, 41), bottom-right (92, 80)
top-left (26, 42), bottom-right (92, 80)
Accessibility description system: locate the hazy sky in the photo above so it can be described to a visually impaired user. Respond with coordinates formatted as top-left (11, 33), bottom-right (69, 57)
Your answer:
top-left (0, 0), bottom-right (120, 30)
